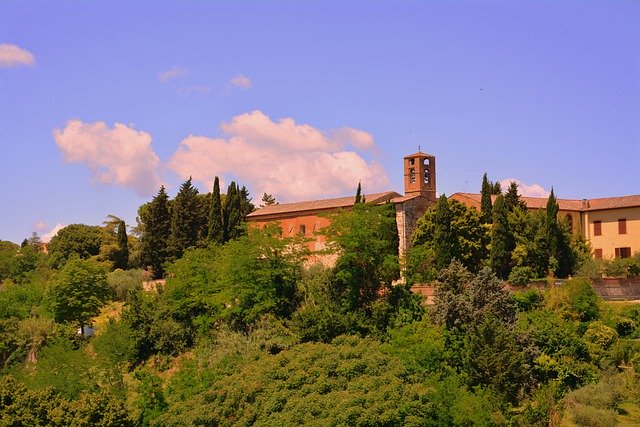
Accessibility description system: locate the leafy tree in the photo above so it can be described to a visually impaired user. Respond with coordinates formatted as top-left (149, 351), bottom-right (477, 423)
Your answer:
top-left (106, 268), bottom-right (144, 301)
top-left (48, 224), bottom-right (102, 269)
top-left (480, 172), bottom-right (493, 223)
top-left (490, 194), bottom-right (515, 279)
top-left (48, 258), bottom-right (111, 332)
top-left (169, 177), bottom-right (200, 258)
top-left (322, 202), bottom-right (400, 311)
top-left (140, 186), bottom-right (171, 279)
top-left (412, 198), bottom-right (485, 273)
top-left (433, 195), bottom-right (454, 270)
top-left (207, 176), bottom-right (224, 244)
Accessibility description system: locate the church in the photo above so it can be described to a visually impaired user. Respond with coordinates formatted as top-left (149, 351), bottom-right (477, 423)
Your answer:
top-left (247, 151), bottom-right (640, 261)
top-left (246, 151), bottom-right (438, 259)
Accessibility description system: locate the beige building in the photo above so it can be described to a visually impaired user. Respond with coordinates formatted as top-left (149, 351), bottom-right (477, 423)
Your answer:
top-left (450, 193), bottom-right (640, 259)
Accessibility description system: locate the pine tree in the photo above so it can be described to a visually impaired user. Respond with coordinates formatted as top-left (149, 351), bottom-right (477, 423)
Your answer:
top-left (208, 177), bottom-right (224, 244)
top-left (169, 177), bottom-right (200, 258)
top-left (433, 195), bottom-right (453, 270)
top-left (355, 182), bottom-right (362, 204)
top-left (140, 186), bottom-right (171, 279)
top-left (490, 195), bottom-right (514, 279)
top-left (260, 192), bottom-right (277, 207)
top-left (480, 173), bottom-right (493, 224)
top-left (239, 185), bottom-right (255, 219)
top-left (504, 181), bottom-right (526, 212)
top-left (114, 220), bottom-right (129, 270)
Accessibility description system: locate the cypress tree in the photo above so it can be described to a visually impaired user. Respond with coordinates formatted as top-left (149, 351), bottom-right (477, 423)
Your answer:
top-left (169, 177), bottom-right (200, 258)
top-left (239, 185), bottom-right (254, 219)
top-left (480, 173), bottom-right (493, 223)
top-left (355, 182), bottom-right (362, 204)
top-left (223, 182), bottom-right (242, 241)
top-left (433, 195), bottom-right (453, 270)
top-left (490, 195), bottom-right (514, 279)
top-left (114, 220), bottom-right (129, 270)
top-left (208, 177), bottom-right (224, 244)
top-left (140, 186), bottom-right (171, 279)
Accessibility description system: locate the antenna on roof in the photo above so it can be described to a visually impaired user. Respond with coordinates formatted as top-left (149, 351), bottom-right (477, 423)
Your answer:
top-left (418, 145), bottom-right (421, 152)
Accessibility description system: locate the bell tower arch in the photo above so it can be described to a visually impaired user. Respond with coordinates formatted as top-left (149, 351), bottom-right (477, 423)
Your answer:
top-left (404, 150), bottom-right (436, 201)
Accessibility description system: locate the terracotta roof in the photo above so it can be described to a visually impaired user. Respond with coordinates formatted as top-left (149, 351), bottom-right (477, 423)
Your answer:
top-left (449, 192), bottom-right (640, 212)
top-left (247, 191), bottom-right (402, 218)
top-left (404, 151), bottom-right (435, 158)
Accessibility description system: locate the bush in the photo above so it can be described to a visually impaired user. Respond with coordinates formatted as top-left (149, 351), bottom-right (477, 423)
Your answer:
top-left (106, 269), bottom-right (144, 301)
top-left (508, 266), bottom-right (535, 285)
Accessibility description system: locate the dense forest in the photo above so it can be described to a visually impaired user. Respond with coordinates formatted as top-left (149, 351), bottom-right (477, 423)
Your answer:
top-left (1, 176), bottom-right (640, 426)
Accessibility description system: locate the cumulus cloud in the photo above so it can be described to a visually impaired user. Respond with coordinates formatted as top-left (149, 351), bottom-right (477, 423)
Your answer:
top-left (0, 43), bottom-right (35, 68)
top-left (228, 74), bottom-right (252, 90)
top-left (41, 223), bottom-right (65, 243)
top-left (168, 110), bottom-right (389, 201)
top-left (158, 66), bottom-right (188, 82)
top-left (53, 120), bottom-right (163, 196)
top-left (499, 178), bottom-right (550, 198)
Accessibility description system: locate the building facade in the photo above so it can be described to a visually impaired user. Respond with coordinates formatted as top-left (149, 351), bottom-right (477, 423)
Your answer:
top-left (247, 151), bottom-right (437, 261)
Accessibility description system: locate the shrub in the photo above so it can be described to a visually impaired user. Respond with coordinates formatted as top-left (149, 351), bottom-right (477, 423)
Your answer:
top-left (508, 266), bottom-right (535, 285)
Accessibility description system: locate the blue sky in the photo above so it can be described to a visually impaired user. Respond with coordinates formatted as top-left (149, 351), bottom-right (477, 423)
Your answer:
top-left (1, 0), bottom-right (638, 244)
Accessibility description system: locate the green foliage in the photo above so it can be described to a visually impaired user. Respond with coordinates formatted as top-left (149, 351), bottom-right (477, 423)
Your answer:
top-left (140, 186), bottom-right (171, 279)
top-left (355, 181), bottom-right (362, 204)
top-left (169, 177), bottom-right (202, 258)
top-left (113, 220), bottom-right (129, 270)
top-left (107, 268), bottom-right (144, 301)
top-left (207, 176), bottom-right (224, 244)
top-left (583, 321), bottom-right (618, 365)
top-left (512, 288), bottom-right (544, 312)
top-left (508, 265), bottom-right (536, 285)
top-left (565, 278), bottom-right (600, 322)
top-left (322, 202), bottom-right (400, 311)
top-left (92, 318), bottom-right (137, 368)
top-left (48, 224), bottom-right (103, 269)
top-left (48, 259), bottom-right (112, 329)
top-left (412, 197), bottom-right (485, 273)
top-left (490, 194), bottom-right (515, 279)
top-left (480, 172), bottom-right (494, 223)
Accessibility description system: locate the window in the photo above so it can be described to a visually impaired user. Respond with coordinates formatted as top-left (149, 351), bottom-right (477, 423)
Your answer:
top-left (615, 247), bottom-right (631, 259)
top-left (594, 249), bottom-right (603, 259)
top-left (619, 218), bottom-right (627, 234)
top-left (409, 168), bottom-right (416, 183)
top-left (593, 220), bottom-right (601, 236)
top-left (299, 224), bottom-right (306, 236)
top-left (424, 168), bottom-right (429, 184)
top-left (409, 158), bottom-right (415, 166)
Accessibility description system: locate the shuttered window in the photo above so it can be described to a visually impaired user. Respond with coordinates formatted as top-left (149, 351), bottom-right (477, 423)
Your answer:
top-left (594, 249), bottom-right (603, 259)
top-left (619, 219), bottom-right (627, 234)
top-left (615, 247), bottom-right (631, 258)
top-left (593, 221), bottom-right (602, 236)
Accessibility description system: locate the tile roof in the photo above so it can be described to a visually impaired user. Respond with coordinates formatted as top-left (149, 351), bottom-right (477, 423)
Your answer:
top-left (247, 191), bottom-right (403, 218)
top-left (449, 192), bottom-right (640, 212)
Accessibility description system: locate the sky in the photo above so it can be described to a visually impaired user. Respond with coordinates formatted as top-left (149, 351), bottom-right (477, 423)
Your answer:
top-left (1, 0), bottom-right (638, 244)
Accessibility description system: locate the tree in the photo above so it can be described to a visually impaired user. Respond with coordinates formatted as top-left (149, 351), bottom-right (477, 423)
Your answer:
top-left (322, 202), bottom-right (400, 311)
top-left (113, 220), bottom-right (128, 270)
top-left (260, 192), bottom-right (277, 207)
top-left (48, 259), bottom-right (111, 333)
top-left (490, 195), bottom-right (515, 279)
top-left (48, 224), bottom-right (102, 269)
top-left (480, 173), bottom-right (493, 224)
top-left (504, 181), bottom-right (527, 212)
top-left (140, 186), bottom-right (171, 279)
top-left (433, 195), bottom-right (454, 270)
top-left (223, 181), bottom-right (242, 241)
top-left (412, 198), bottom-right (485, 273)
top-left (355, 182), bottom-right (362, 204)
top-left (169, 177), bottom-right (200, 258)
top-left (207, 176), bottom-right (224, 244)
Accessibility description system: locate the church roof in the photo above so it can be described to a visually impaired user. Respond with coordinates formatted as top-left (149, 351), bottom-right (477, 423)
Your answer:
top-left (247, 191), bottom-right (403, 218)
top-left (403, 150), bottom-right (435, 158)
top-left (449, 192), bottom-right (640, 212)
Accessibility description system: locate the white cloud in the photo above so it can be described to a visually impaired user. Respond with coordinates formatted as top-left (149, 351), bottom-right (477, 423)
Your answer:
top-left (0, 43), bottom-right (35, 68)
top-left (330, 127), bottom-right (375, 150)
top-left (229, 74), bottom-right (252, 90)
top-left (158, 66), bottom-right (188, 82)
top-left (499, 178), bottom-right (550, 198)
top-left (41, 223), bottom-right (65, 243)
top-left (53, 120), bottom-right (163, 196)
top-left (168, 110), bottom-right (389, 201)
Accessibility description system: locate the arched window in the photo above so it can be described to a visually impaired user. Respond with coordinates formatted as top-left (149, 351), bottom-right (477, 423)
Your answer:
top-left (409, 168), bottom-right (416, 183)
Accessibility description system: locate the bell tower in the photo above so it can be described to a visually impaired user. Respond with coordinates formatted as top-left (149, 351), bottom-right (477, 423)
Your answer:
top-left (404, 150), bottom-right (436, 201)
